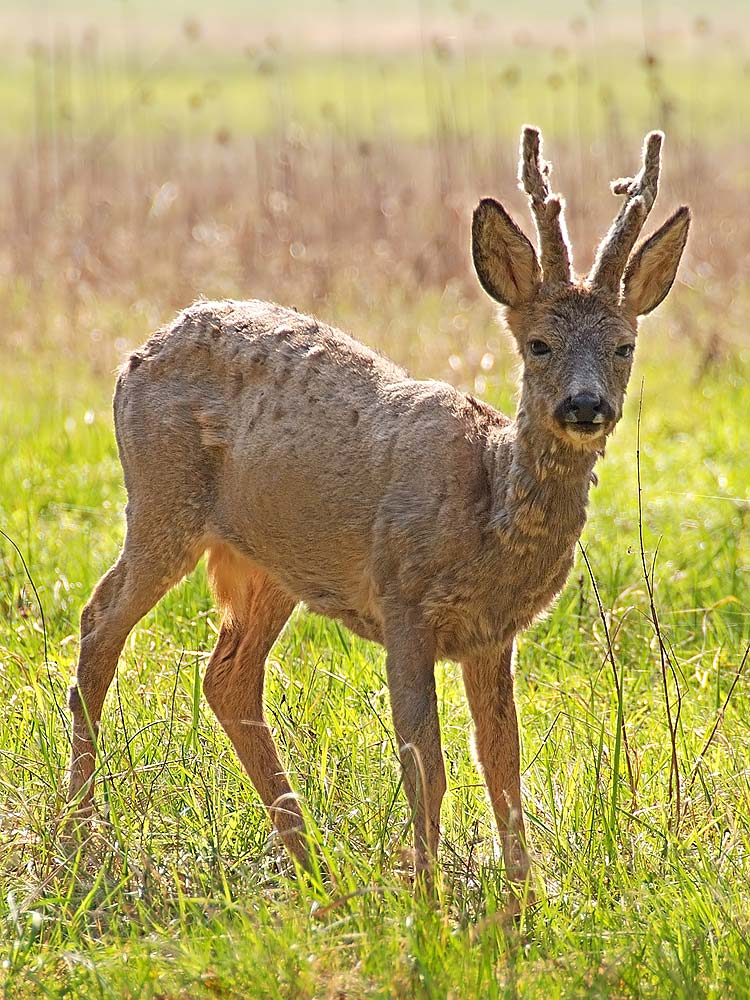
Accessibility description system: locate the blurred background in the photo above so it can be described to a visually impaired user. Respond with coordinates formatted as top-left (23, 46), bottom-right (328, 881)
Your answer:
top-left (1, 0), bottom-right (747, 386)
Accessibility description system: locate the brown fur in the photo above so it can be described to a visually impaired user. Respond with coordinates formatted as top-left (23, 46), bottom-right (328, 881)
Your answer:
top-left (68, 129), bottom-right (690, 900)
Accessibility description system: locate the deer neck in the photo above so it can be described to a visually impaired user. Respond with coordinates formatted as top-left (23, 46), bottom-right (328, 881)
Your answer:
top-left (492, 404), bottom-right (600, 553)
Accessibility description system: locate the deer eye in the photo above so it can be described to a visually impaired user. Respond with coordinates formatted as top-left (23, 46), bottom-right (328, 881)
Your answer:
top-left (615, 343), bottom-right (635, 359)
top-left (529, 339), bottom-right (551, 356)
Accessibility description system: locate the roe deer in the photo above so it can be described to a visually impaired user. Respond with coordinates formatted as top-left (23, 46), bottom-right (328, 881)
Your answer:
top-left (68, 127), bottom-right (689, 896)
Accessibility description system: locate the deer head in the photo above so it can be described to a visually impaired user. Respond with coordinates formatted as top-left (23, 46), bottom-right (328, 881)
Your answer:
top-left (472, 127), bottom-right (690, 451)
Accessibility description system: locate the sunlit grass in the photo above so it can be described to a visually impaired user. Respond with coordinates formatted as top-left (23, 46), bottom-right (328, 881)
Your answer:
top-left (1, 40), bottom-right (748, 141)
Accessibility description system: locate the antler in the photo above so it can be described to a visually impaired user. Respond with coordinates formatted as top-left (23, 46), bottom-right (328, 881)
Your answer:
top-left (518, 126), bottom-right (573, 286)
top-left (588, 130), bottom-right (663, 295)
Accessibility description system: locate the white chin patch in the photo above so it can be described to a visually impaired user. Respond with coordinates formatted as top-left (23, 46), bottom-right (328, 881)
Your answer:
top-left (565, 426), bottom-right (606, 444)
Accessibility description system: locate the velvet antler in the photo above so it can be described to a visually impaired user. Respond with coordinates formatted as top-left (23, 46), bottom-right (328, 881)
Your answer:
top-left (588, 131), bottom-right (663, 296)
top-left (518, 126), bottom-right (573, 286)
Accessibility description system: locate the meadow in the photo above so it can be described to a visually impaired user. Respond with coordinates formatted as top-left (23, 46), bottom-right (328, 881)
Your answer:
top-left (1, 2), bottom-right (750, 997)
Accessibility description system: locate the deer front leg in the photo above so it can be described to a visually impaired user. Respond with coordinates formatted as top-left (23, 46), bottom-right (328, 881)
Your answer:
top-left (461, 642), bottom-right (532, 895)
top-left (384, 609), bottom-right (445, 881)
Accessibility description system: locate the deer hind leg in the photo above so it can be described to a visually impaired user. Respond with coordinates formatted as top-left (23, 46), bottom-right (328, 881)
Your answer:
top-left (461, 643), bottom-right (532, 896)
top-left (68, 510), bottom-right (203, 810)
top-left (203, 544), bottom-right (304, 865)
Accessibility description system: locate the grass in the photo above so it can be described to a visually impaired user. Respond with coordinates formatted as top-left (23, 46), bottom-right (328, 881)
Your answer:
top-left (2, 6), bottom-right (750, 996)
top-left (2, 305), bottom-right (750, 997)
top-left (2, 38), bottom-right (748, 141)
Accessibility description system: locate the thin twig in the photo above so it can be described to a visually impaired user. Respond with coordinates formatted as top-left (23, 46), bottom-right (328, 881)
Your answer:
top-left (0, 527), bottom-right (70, 745)
top-left (636, 382), bottom-right (682, 829)
top-left (579, 543), bottom-right (637, 808)
top-left (522, 711), bottom-right (561, 776)
top-left (687, 641), bottom-right (750, 793)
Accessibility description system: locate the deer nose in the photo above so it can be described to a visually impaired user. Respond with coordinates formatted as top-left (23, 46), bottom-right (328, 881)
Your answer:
top-left (562, 394), bottom-right (611, 425)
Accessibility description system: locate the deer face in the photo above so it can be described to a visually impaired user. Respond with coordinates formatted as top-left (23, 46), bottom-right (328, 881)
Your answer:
top-left (472, 127), bottom-right (690, 452)
top-left (512, 289), bottom-right (635, 450)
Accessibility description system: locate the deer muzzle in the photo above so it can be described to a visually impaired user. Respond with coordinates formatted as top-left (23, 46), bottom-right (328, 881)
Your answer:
top-left (555, 394), bottom-right (615, 435)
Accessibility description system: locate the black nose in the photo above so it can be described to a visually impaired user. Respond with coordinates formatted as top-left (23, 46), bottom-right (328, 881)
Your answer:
top-left (567, 394), bottom-right (602, 423)
top-left (555, 393), bottom-right (614, 427)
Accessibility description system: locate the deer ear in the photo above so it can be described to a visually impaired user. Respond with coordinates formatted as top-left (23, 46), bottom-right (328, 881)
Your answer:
top-left (622, 206), bottom-right (690, 316)
top-left (472, 198), bottom-right (541, 307)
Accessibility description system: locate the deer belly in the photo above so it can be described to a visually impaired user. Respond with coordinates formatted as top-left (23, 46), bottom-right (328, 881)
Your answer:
top-left (303, 590), bottom-right (384, 644)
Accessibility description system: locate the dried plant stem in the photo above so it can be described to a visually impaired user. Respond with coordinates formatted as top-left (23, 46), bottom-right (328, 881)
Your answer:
top-left (579, 543), bottom-right (637, 812)
top-left (0, 528), bottom-right (69, 744)
top-left (636, 382), bottom-right (682, 829)
top-left (687, 641), bottom-right (750, 793)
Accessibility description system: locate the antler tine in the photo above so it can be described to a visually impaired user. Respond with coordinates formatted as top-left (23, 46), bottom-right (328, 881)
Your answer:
top-left (588, 130), bottom-right (663, 295)
top-left (518, 126), bottom-right (572, 286)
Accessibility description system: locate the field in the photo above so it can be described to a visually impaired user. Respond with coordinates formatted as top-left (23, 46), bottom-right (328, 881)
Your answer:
top-left (2, 1), bottom-right (750, 997)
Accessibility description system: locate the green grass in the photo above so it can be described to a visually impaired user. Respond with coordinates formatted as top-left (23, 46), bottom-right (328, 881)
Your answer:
top-left (2, 37), bottom-right (748, 142)
top-left (2, 301), bottom-right (750, 997)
